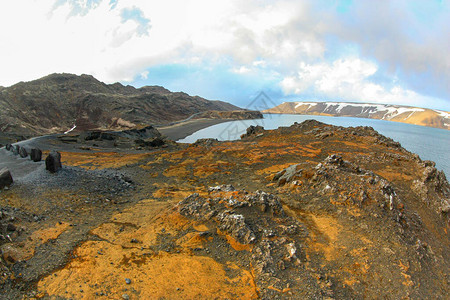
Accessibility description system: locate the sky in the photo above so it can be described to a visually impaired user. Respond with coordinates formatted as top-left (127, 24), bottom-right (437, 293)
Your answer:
top-left (0, 0), bottom-right (449, 111)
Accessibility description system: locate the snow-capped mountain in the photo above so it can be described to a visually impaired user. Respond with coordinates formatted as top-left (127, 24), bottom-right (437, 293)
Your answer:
top-left (263, 101), bottom-right (449, 130)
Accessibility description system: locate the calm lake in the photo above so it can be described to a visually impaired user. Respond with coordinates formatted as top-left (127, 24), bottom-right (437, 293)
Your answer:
top-left (178, 114), bottom-right (450, 177)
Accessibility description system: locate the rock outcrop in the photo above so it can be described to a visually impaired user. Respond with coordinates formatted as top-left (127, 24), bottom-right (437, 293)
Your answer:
top-left (18, 146), bottom-right (28, 158)
top-left (58, 125), bottom-right (167, 150)
top-left (45, 151), bottom-right (62, 173)
top-left (0, 168), bottom-right (13, 189)
top-left (30, 148), bottom-right (42, 162)
top-left (178, 188), bottom-right (311, 298)
top-left (240, 125), bottom-right (264, 139)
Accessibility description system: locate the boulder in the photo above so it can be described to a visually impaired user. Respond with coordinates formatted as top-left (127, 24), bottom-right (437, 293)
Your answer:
top-left (240, 125), bottom-right (264, 139)
top-left (18, 146), bottom-right (28, 158)
top-left (45, 151), bottom-right (62, 173)
top-left (5, 144), bottom-right (12, 151)
top-left (0, 168), bottom-right (13, 189)
top-left (12, 145), bottom-right (19, 155)
top-left (30, 148), bottom-right (42, 162)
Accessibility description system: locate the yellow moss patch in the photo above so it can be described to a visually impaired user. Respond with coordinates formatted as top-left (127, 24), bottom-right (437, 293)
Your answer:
top-left (304, 214), bottom-right (345, 261)
top-left (60, 152), bottom-right (150, 169)
top-left (341, 141), bottom-right (369, 149)
top-left (193, 223), bottom-right (209, 232)
top-left (177, 232), bottom-right (208, 249)
top-left (7, 222), bottom-right (71, 262)
top-left (217, 229), bottom-right (253, 252)
top-left (163, 164), bottom-right (190, 178)
top-left (256, 163), bottom-right (295, 176)
top-left (38, 241), bottom-right (258, 299)
top-left (375, 169), bottom-right (413, 182)
top-left (31, 222), bottom-right (70, 244)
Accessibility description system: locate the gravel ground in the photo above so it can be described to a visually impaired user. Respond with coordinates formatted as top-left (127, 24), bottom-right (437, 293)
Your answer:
top-left (0, 148), bottom-right (43, 180)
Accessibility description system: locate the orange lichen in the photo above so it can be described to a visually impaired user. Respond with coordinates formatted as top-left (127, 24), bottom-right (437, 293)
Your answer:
top-left (31, 222), bottom-right (70, 244)
top-left (256, 163), bottom-right (296, 176)
top-left (217, 230), bottom-right (253, 252)
top-left (6, 222), bottom-right (71, 262)
top-left (375, 169), bottom-right (413, 182)
top-left (38, 241), bottom-right (258, 299)
top-left (163, 164), bottom-right (190, 178)
top-left (60, 151), bottom-right (150, 169)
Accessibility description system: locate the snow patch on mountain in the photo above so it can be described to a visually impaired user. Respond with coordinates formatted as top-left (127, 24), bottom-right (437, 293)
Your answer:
top-left (293, 102), bottom-right (427, 120)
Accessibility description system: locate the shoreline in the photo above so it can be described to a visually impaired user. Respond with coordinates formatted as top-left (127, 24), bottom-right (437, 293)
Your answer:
top-left (157, 118), bottom-right (234, 141)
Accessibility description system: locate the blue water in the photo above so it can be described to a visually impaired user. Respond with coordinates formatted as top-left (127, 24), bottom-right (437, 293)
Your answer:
top-left (178, 114), bottom-right (450, 177)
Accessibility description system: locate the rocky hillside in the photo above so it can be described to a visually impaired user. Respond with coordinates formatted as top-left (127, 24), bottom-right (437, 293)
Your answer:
top-left (0, 73), bottom-right (241, 135)
top-left (0, 120), bottom-right (448, 299)
top-left (264, 101), bottom-right (450, 130)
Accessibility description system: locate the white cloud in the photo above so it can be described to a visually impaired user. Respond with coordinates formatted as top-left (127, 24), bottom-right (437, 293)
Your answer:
top-left (0, 0), bottom-right (327, 86)
top-left (280, 57), bottom-right (440, 107)
top-left (0, 0), bottom-right (448, 110)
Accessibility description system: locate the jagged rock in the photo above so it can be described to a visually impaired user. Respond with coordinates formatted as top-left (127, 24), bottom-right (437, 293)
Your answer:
top-left (45, 151), bottom-right (62, 173)
top-left (217, 212), bottom-right (256, 244)
top-left (208, 184), bottom-right (235, 192)
top-left (18, 146), bottom-right (28, 158)
top-left (0, 168), bottom-right (13, 189)
top-left (245, 191), bottom-right (285, 216)
top-left (30, 148), bottom-right (42, 162)
top-left (285, 242), bottom-right (297, 259)
top-left (178, 193), bottom-right (216, 221)
top-left (273, 164), bottom-right (302, 185)
top-left (134, 137), bottom-right (165, 148)
top-left (276, 154), bottom-right (404, 214)
top-left (240, 125), bottom-right (264, 139)
top-left (411, 161), bottom-right (450, 214)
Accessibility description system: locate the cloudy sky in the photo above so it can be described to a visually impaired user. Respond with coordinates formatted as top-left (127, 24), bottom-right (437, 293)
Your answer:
top-left (0, 0), bottom-right (449, 110)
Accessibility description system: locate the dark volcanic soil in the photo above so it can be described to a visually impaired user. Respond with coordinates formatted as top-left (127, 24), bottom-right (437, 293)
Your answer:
top-left (0, 120), bottom-right (449, 299)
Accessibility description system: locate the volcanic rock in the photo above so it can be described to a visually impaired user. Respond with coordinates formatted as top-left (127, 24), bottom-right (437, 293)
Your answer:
top-left (240, 125), bottom-right (264, 139)
top-left (0, 168), bottom-right (13, 189)
top-left (30, 148), bottom-right (42, 162)
top-left (45, 151), bottom-right (62, 173)
top-left (12, 145), bottom-right (19, 155)
top-left (178, 189), bottom-right (309, 298)
top-left (18, 146), bottom-right (28, 158)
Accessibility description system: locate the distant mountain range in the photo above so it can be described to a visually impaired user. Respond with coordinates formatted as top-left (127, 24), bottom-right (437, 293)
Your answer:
top-left (0, 73), bottom-right (241, 135)
top-left (264, 101), bottom-right (450, 130)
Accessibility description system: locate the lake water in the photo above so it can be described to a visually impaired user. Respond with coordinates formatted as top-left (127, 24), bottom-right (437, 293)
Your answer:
top-left (178, 114), bottom-right (450, 177)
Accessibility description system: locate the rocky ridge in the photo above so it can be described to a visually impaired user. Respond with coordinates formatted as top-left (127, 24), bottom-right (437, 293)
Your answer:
top-left (0, 73), bottom-right (242, 135)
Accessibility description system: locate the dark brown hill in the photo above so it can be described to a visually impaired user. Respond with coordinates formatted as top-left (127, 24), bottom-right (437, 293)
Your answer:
top-left (0, 73), bottom-right (240, 135)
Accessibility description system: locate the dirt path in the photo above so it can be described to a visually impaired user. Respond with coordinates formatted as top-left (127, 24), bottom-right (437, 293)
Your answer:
top-left (0, 148), bottom-right (44, 181)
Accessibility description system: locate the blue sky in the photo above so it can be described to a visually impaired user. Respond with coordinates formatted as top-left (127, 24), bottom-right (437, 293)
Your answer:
top-left (0, 0), bottom-right (449, 111)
